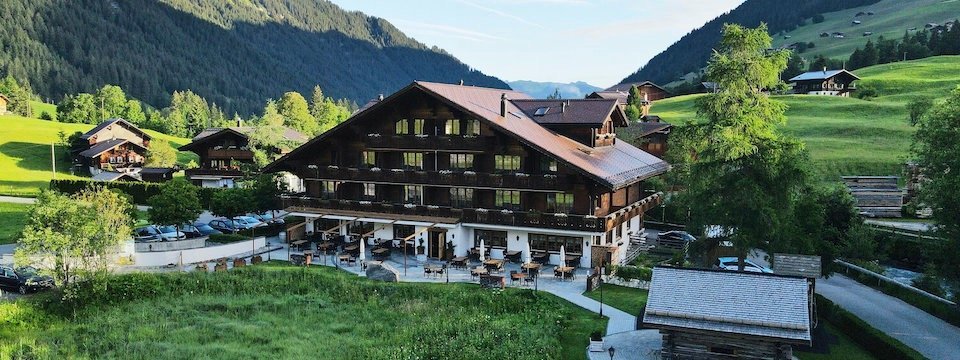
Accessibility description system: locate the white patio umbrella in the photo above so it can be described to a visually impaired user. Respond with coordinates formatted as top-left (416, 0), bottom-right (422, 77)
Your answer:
top-left (524, 240), bottom-right (532, 264)
top-left (479, 239), bottom-right (486, 262)
top-left (559, 245), bottom-right (566, 266)
top-left (359, 237), bottom-right (366, 263)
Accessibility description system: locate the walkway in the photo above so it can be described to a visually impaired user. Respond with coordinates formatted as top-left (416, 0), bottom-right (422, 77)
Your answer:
top-left (817, 274), bottom-right (960, 360)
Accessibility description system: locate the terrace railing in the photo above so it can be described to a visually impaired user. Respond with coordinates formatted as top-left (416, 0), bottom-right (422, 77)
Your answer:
top-left (365, 134), bottom-right (491, 151)
top-left (280, 195), bottom-right (604, 232)
top-left (303, 166), bottom-right (571, 191)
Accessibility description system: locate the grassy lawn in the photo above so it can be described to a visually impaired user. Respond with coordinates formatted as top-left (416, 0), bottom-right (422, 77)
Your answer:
top-left (0, 263), bottom-right (605, 359)
top-left (0, 114), bottom-right (196, 196)
top-left (796, 323), bottom-right (877, 360)
top-left (0, 202), bottom-right (30, 244)
top-left (582, 284), bottom-right (648, 316)
top-left (628, 56), bottom-right (960, 182)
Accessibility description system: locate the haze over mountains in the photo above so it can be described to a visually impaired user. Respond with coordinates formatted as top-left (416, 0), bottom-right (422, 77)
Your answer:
top-left (506, 81), bottom-right (602, 99)
top-left (0, 0), bottom-right (507, 115)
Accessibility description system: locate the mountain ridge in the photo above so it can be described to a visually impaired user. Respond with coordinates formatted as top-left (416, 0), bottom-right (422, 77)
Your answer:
top-left (0, 0), bottom-right (508, 115)
top-left (506, 80), bottom-right (602, 99)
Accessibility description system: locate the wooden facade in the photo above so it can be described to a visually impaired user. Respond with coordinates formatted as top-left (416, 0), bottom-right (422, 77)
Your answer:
top-left (74, 119), bottom-right (151, 175)
top-left (0, 94), bottom-right (8, 114)
top-left (180, 127), bottom-right (304, 188)
top-left (267, 82), bottom-right (669, 267)
top-left (789, 70), bottom-right (860, 97)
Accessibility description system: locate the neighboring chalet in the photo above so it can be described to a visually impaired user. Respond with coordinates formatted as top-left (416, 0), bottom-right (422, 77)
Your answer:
top-left (604, 81), bottom-right (670, 102)
top-left (140, 167), bottom-right (176, 183)
top-left (789, 69), bottom-right (860, 97)
top-left (179, 126), bottom-right (306, 188)
top-left (0, 93), bottom-right (8, 114)
top-left (636, 115), bottom-right (672, 158)
top-left (265, 81), bottom-right (669, 268)
top-left (90, 171), bottom-right (140, 182)
top-left (73, 118), bottom-right (150, 175)
top-left (644, 267), bottom-right (813, 359)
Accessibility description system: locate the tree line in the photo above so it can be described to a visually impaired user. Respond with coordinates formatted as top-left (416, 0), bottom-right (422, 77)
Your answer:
top-left (55, 84), bottom-right (354, 139)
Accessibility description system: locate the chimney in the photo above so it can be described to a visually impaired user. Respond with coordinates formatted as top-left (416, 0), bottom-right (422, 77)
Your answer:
top-left (561, 100), bottom-right (567, 113)
top-left (500, 93), bottom-right (507, 117)
top-left (236, 118), bottom-right (243, 127)
top-left (823, 66), bottom-right (827, 73)
top-left (459, 79), bottom-right (464, 86)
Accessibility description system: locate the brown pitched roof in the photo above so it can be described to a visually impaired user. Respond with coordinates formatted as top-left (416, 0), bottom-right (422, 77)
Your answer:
top-left (181, 126), bottom-right (307, 152)
top-left (78, 138), bottom-right (146, 158)
top-left (636, 122), bottom-right (673, 137)
top-left (266, 81), bottom-right (669, 190)
top-left (80, 118), bottom-right (151, 141)
top-left (511, 99), bottom-right (626, 126)
top-left (605, 81), bottom-right (668, 93)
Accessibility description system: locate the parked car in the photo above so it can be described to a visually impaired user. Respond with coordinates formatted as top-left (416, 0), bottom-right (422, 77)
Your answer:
top-left (209, 219), bottom-right (244, 233)
top-left (188, 222), bottom-right (223, 237)
top-left (0, 266), bottom-right (54, 295)
top-left (133, 226), bottom-right (162, 242)
top-left (233, 216), bottom-right (265, 229)
top-left (657, 231), bottom-right (696, 242)
top-left (715, 257), bottom-right (773, 273)
top-left (179, 224), bottom-right (202, 238)
top-left (250, 212), bottom-right (285, 225)
top-left (155, 225), bottom-right (187, 241)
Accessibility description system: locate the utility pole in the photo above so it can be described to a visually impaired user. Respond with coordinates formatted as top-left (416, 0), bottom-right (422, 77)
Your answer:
top-left (50, 143), bottom-right (56, 179)
top-left (903, 52), bottom-right (907, 62)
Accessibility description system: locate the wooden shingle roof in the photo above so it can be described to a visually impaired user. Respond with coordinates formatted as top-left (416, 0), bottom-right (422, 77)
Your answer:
top-left (643, 267), bottom-right (811, 344)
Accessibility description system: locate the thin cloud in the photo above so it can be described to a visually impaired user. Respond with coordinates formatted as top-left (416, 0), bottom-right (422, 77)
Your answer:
top-left (455, 0), bottom-right (547, 29)
top-left (511, 0), bottom-right (591, 4)
top-left (394, 20), bottom-right (505, 42)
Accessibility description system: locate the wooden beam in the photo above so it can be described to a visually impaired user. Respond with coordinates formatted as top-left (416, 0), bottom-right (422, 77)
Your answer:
top-left (323, 217), bottom-right (357, 234)
top-left (403, 223), bottom-right (437, 241)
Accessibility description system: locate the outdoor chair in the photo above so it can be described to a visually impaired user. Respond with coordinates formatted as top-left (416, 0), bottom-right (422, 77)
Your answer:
top-left (554, 267), bottom-right (562, 279)
top-left (509, 270), bottom-right (519, 284)
top-left (523, 271), bottom-right (536, 286)
top-left (424, 267), bottom-right (434, 277)
top-left (436, 264), bottom-right (446, 277)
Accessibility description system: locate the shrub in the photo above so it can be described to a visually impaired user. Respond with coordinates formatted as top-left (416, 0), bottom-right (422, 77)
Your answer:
top-left (39, 111), bottom-right (53, 120)
top-left (209, 233), bottom-right (251, 243)
top-left (613, 265), bottom-right (652, 282)
top-left (50, 179), bottom-right (221, 206)
top-left (856, 86), bottom-right (878, 100)
top-left (812, 14), bottom-right (825, 23)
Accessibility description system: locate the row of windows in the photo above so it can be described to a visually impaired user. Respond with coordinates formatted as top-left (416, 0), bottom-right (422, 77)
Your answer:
top-left (396, 119), bottom-right (480, 136)
top-left (470, 231), bottom-right (583, 253)
top-left (357, 152), bottom-right (559, 173)
top-left (318, 181), bottom-right (574, 212)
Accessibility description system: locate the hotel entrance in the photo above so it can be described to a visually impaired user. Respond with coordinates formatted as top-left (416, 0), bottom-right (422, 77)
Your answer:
top-left (428, 229), bottom-right (446, 259)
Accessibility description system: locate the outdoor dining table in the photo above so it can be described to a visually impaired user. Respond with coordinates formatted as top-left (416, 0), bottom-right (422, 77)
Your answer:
top-left (450, 256), bottom-right (468, 269)
top-left (291, 240), bottom-right (308, 251)
top-left (424, 264), bottom-right (443, 278)
top-left (470, 266), bottom-right (488, 279)
top-left (555, 266), bottom-right (575, 280)
top-left (510, 271), bottom-right (526, 285)
top-left (564, 255), bottom-right (580, 266)
top-left (521, 262), bottom-right (541, 272)
top-left (317, 241), bottom-right (334, 253)
top-left (343, 243), bottom-right (359, 253)
top-left (483, 259), bottom-right (504, 274)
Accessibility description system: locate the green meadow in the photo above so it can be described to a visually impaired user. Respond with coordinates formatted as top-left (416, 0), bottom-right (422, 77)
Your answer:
top-left (626, 56), bottom-right (960, 182)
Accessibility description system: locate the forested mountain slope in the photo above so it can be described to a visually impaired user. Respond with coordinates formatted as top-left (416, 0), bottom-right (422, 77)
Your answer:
top-left (618, 0), bottom-right (881, 85)
top-left (0, 0), bottom-right (507, 115)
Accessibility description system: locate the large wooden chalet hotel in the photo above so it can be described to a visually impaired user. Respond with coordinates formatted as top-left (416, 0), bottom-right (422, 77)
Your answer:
top-left (265, 81), bottom-right (668, 268)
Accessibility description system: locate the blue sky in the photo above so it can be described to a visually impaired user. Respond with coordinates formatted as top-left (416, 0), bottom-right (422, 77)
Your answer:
top-left (330, 0), bottom-right (745, 87)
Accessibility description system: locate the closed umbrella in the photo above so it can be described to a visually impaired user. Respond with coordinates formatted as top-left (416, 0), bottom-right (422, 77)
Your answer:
top-left (479, 239), bottom-right (486, 262)
top-left (359, 237), bottom-right (366, 263)
top-left (559, 245), bottom-right (566, 266)
top-left (524, 240), bottom-right (532, 264)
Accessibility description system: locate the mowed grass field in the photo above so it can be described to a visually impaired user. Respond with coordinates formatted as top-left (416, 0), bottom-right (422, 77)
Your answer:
top-left (0, 202), bottom-right (31, 244)
top-left (770, 0), bottom-right (960, 60)
top-left (0, 263), bottom-right (606, 360)
top-left (626, 56), bottom-right (960, 182)
top-left (0, 110), bottom-right (196, 196)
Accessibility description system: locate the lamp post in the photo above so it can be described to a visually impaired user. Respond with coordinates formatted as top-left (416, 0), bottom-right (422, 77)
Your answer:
top-left (446, 234), bottom-right (453, 283)
top-left (599, 262), bottom-right (604, 318)
top-left (608, 346), bottom-right (615, 360)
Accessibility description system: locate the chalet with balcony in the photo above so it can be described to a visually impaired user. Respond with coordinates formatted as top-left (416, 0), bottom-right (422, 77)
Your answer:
top-left (179, 126), bottom-right (306, 188)
top-left (73, 118), bottom-right (150, 175)
top-left (265, 81), bottom-right (669, 268)
top-left (789, 69), bottom-right (860, 97)
top-left (636, 115), bottom-right (672, 159)
top-left (0, 93), bottom-right (8, 114)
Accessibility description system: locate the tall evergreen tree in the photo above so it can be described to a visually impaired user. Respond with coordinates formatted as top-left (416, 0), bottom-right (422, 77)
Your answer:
top-left (278, 91), bottom-right (318, 136)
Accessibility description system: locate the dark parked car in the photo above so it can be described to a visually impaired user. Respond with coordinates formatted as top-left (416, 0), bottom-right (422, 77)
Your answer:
top-left (190, 222), bottom-right (223, 236)
top-left (179, 224), bottom-right (202, 238)
top-left (250, 212), bottom-right (285, 225)
top-left (0, 266), bottom-right (54, 295)
top-left (134, 226), bottom-right (162, 242)
top-left (209, 219), bottom-right (243, 233)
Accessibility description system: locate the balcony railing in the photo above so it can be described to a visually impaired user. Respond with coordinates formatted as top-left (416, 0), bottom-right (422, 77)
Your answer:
top-left (302, 166), bottom-right (571, 190)
top-left (207, 148), bottom-right (254, 159)
top-left (185, 168), bottom-right (245, 177)
top-left (365, 134), bottom-right (491, 151)
top-left (280, 195), bottom-right (604, 232)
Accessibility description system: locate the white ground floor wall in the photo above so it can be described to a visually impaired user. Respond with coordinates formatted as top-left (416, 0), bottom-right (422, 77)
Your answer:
top-left (294, 212), bottom-right (645, 268)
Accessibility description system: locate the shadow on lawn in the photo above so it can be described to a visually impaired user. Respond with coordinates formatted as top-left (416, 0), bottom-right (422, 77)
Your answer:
top-left (0, 141), bottom-right (74, 172)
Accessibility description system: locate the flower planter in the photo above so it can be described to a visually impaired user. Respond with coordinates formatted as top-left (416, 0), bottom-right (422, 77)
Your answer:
top-left (589, 340), bottom-right (605, 352)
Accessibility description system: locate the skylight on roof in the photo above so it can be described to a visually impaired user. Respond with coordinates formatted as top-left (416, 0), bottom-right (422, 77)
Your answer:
top-left (534, 107), bottom-right (549, 116)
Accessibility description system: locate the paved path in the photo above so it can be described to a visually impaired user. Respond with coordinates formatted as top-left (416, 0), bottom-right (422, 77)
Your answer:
top-left (817, 274), bottom-right (960, 360)
top-left (587, 330), bottom-right (661, 360)
top-left (0, 196), bottom-right (34, 204)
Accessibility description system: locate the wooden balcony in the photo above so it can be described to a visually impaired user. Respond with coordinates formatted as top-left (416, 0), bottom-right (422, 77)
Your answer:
top-left (301, 166), bottom-right (571, 190)
top-left (280, 196), bottom-right (604, 232)
top-left (365, 134), bottom-right (491, 151)
top-left (185, 168), bottom-right (245, 178)
top-left (207, 148), bottom-right (254, 159)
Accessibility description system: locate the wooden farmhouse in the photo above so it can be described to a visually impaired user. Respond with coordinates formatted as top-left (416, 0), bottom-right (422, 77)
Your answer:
top-left (0, 93), bottom-right (8, 114)
top-left (643, 267), bottom-right (813, 360)
top-left (179, 126), bottom-right (306, 188)
top-left (636, 115), bottom-right (672, 159)
top-left (264, 81), bottom-right (669, 268)
top-left (73, 118), bottom-right (151, 176)
top-left (788, 69), bottom-right (860, 97)
top-left (603, 81), bottom-right (670, 102)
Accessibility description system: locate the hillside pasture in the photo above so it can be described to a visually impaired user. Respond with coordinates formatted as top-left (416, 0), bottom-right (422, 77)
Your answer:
top-left (0, 114), bottom-right (196, 196)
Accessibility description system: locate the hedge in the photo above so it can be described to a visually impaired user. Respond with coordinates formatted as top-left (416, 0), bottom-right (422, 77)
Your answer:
top-left (208, 233), bottom-right (251, 243)
top-left (50, 179), bottom-right (221, 206)
top-left (816, 294), bottom-right (925, 360)
top-left (840, 265), bottom-right (960, 328)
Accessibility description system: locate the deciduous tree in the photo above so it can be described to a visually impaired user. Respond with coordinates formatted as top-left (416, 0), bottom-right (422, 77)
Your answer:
top-left (145, 139), bottom-right (178, 168)
top-left (210, 187), bottom-right (254, 232)
top-left (147, 178), bottom-right (202, 234)
top-left (278, 91), bottom-right (318, 135)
